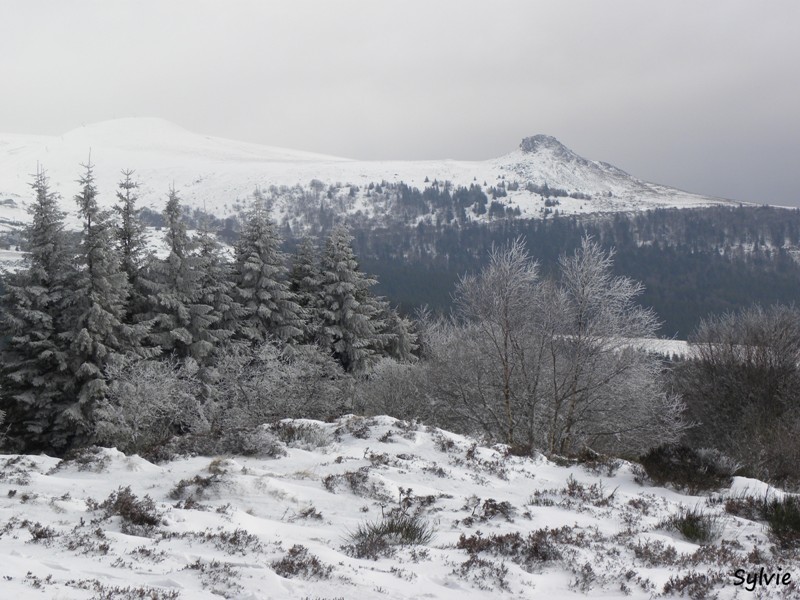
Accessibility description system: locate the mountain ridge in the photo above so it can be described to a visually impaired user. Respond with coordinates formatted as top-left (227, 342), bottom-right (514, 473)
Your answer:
top-left (0, 118), bottom-right (738, 232)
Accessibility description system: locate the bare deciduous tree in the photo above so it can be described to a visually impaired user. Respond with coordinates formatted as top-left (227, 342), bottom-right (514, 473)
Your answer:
top-left (678, 304), bottom-right (800, 483)
top-left (455, 237), bottom-right (540, 444)
top-left (544, 238), bottom-right (666, 454)
top-left (423, 236), bottom-right (686, 455)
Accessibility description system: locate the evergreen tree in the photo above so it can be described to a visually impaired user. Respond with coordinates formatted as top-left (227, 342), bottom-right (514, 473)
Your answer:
top-left (141, 186), bottom-right (218, 364)
top-left (383, 308), bottom-right (418, 362)
top-left (318, 226), bottom-right (383, 373)
top-left (0, 167), bottom-right (74, 451)
top-left (113, 170), bottom-right (147, 286)
top-left (194, 221), bottom-right (241, 348)
top-left (232, 191), bottom-right (303, 344)
top-left (63, 161), bottom-right (149, 447)
top-left (289, 235), bottom-right (323, 344)
top-left (112, 169), bottom-right (151, 320)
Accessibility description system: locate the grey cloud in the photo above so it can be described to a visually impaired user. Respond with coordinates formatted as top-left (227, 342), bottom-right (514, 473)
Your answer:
top-left (0, 0), bottom-right (797, 205)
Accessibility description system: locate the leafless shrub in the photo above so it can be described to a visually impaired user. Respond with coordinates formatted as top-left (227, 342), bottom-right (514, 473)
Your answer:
top-left (96, 357), bottom-right (203, 455)
top-left (270, 421), bottom-right (333, 449)
top-left (662, 570), bottom-right (723, 599)
top-left (453, 555), bottom-right (509, 591)
top-left (0, 455), bottom-right (35, 485)
top-left (335, 415), bottom-right (372, 439)
top-left (26, 522), bottom-right (57, 544)
top-left (272, 545), bottom-right (332, 580)
top-left (185, 558), bottom-right (243, 597)
top-left (569, 562), bottom-right (598, 593)
top-left (53, 446), bottom-right (112, 473)
top-left (96, 486), bottom-right (162, 535)
top-left (457, 530), bottom-right (561, 571)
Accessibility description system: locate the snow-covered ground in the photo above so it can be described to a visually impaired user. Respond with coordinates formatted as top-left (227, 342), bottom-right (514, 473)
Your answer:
top-left (631, 338), bottom-right (692, 358)
top-left (0, 415), bottom-right (796, 599)
top-left (0, 118), bottom-right (737, 233)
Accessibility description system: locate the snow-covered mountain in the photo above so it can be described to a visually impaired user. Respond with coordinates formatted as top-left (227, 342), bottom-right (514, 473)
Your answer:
top-left (0, 415), bottom-right (793, 599)
top-left (0, 118), bottom-right (735, 232)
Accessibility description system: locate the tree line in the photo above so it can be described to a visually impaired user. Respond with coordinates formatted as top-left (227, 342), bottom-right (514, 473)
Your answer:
top-left (0, 166), bottom-right (415, 454)
top-left (348, 207), bottom-right (800, 337)
top-left (2, 167), bottom-right (799, 490)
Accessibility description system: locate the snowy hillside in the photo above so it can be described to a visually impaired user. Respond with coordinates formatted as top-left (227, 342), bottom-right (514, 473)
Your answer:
top-left (0, 119), bottom-right (735, 232)
top-left (0, 415), bottom-right (796, 599)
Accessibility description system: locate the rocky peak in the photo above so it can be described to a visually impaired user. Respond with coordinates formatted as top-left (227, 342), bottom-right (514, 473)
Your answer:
top-left (519, 134), bottom-right (568, 153)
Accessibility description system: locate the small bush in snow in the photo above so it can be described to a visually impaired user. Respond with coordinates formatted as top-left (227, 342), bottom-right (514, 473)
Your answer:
top-left (169, 474), bottom-right (221, 502)
top-left (26, 522), bottom-right (57, 544)
top-left (457, 530), bottom-right (561, 570)
top-left (575, 447), bottom-right (622, 477)
top-left (453, 555), bottom-right (509, 591)
top-left (640, 445), bottom-right (736, 494)
top-left (96, 486), bottom-right (162, 535)
top-left (324, 467), bottom-right (391, 501)
top-left (270, 421), bottom-right (333, 450)
top-left (335, 415), bottom-right (372, 440)
top-left (764, 495), bottom-right (800, 547)
top-left (272, 544), bottom-right (332, 580)
top-left (90, 584), bottom-right (181, 600)
top-left (216, 427), bottom-right (286, 457)
top-left (663, 507), bottom-right (722, 544)
top-left (53, 446), bottom-right (112, 473)
top-left (185, 559), bottom-right (243, 596)
top-left (344, 514), bottom-right (434, 559)
top-left (727, 492), bottom-right (800, 547)
top-left (662, 570), bottom-right (723, 599)
top-left (152, 426), bottom-right (286, 461)
top-left (0, 455), bottom-right (34, 485)
top-left (569, 562), bottom-right (598, 593)
top-left (723, 492), bottom-right (764, 521)
top-left (632, 539), bottom-right (679, 567)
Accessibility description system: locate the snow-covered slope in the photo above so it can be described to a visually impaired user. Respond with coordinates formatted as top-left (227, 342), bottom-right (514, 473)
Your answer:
top-left (0, 416), bottom-right (793, 599)
top-left (0, 118), bottom-right (735, 231)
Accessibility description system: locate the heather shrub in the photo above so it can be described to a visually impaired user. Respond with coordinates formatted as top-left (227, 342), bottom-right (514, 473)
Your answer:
top-left (640, 445), bottom-right (737, 494)
top-left (663, 507), bottom-right (722, 544)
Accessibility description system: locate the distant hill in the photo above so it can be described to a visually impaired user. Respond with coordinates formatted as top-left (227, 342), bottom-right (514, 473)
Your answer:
top-left (4, 119), bottom-right (794, 339)
top-left (0, 118), bottom-right (735, 232)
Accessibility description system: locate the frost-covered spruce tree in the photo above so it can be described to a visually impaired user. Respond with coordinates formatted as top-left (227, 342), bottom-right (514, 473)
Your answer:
top-left (232, 191), bottom-right (303, 344)
top-left (289, 235), bottom-right (323, 344)
top-left (0, 167), bottom-right (74, 452)
top-left (318, 226), bottom-right (384, 373)
top-left (63, 161), bottom-right (150, 448)
top-left (112, 169), bottom-right (152, 321)
top-left (194, 221), bottom-right (241, 348)
top-left (141, 186), bottom-right (219, 364)
top-left (383, 308), bottom-right (419, 362)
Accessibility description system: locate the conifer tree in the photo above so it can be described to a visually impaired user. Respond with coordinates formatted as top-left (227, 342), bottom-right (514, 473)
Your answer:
top-left (383, 308), bottom-right (419, 362)
top-left (194, 221), bottom-right (241, 348)
top-left (112, 169), bottom-right (151, 319)
top-left (63, 161), bottom-right (149, 447)
top-left (232, 191), bottom-right (303, 344)
top-left (113, 170), bottom-right (147, 285)
top-left (289, 235), bottom-right (323, 344)
top-left (141, 186), bottom-right (218, 363)
top-left (0, 167), bottom-right (74, 451)
top-left (318, 226), bottom-right (383, 372)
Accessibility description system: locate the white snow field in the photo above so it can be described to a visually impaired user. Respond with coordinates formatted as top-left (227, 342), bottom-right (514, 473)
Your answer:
top-left (0, 118), bottom-right (736, 231)
top-left (0, 415), bottom-right (796, 599)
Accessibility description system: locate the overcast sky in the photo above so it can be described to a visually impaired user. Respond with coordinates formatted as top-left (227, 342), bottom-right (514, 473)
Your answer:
top-left (1, 0), bottom-right (798, 205)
